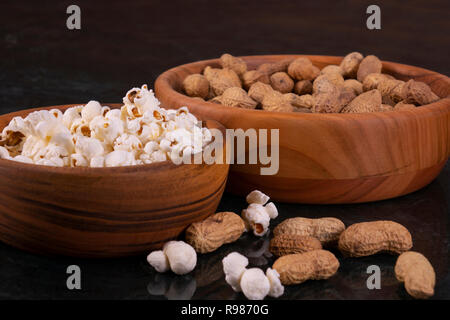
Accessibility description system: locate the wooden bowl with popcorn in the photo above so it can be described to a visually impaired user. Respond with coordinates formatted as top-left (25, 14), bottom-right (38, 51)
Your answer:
top-left (155, 54), bottom-right (450, 204)
top-left (0, 88), bottom-right (229, 257)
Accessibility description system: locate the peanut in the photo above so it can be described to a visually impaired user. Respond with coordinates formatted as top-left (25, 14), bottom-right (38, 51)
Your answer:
top-left (257, 59), bottom-right (292, 75)
top-left (380, 104), bottom-right (394, 112)
top-left (293, 80), bottom-right (313, 95)
top-left (320, 65), bottom-right (343, 76)
top-left (273, 217), bottom-right (345, 246)
top-left (401, 79), bottom-right (440, 105)
top-left (343, 79), bottom-right (363, 95)
top-left (242, 70), bottom-right (270, 90)
top-left (312, 76), bottom-right (337, 96)
top-left (287, 57), bottom-right (320, 81)
top-left (338, 220), bottom-right (413, 257)
top-left (220, 87), bottom-right (258, 109)
top-left (394, 100), bottom-right (416, 110)
top-left (314, 86), bottom-right (355, 113)
top-left (315, 73), bottom-right (345, 88)
top-left (183, 74), bottom-right (210, 99)
top-left (377, 79), bottom-right (405, 105)
top-left (272, 250), bottom-right (340, 285)
top-left (395, 251), bottom-right (435, 299)
top-left (357, 55), bottom-right (382, 82)
top-left (362, 73), bottom-right (394, 91)
top-left (206, 67), bottom-right (242, 96)
top-left (261, 90), bottom-right (294, 113)
top-left (270, 72), bottom-right (294, 93)
top-left (341, 89), bottom-right (381, 113)
top-left (270, 234), bottom-right (322, 257)
top-left (185, 211), bottom-right (246, 253)
top-left (284, 93), bottom-right (315, 110)
top-left (220, 53), bottom-right (247, 77)
top-left (248, 81), bottom-right (273, 103)
top-left (340, 52), bottom-right (364, 78)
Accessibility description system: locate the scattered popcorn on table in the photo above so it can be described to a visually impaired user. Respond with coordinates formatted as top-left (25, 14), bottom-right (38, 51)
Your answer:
top-left (241, 190), bottom-right (278, 236)
top-left (222, 251), bottom-right (284, 300)
top-left (0, 85), bottom-right (212, 167)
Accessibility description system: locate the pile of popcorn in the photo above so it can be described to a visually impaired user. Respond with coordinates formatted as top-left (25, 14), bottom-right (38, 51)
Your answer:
top-left (0, 85), bottom-right (212, 167)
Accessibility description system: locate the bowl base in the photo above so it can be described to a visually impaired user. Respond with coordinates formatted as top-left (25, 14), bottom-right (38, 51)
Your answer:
top-left (226, 160), bottom-right (447, 204)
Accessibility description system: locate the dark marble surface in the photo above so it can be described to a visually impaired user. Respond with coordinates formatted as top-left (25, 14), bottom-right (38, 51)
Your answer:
top-left (0, 0), bottom-right (448, 300)
top-left (0, 164), bottom-right (448, 300)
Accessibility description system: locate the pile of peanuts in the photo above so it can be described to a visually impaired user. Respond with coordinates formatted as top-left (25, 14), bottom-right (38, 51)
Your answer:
top-left (182, 52), bottom-right (440, 113)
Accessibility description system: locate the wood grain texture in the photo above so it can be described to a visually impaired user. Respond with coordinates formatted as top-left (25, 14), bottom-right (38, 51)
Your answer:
top-left (155, 55), bottom-right (450, 203)
top-left (0, 104), bottom-right (229, 257)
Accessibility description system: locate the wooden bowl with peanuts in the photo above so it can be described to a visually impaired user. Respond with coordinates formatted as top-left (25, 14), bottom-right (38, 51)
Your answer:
top-left (155, 54), bottom-right (450, 204)
top-left (0, 104), bottom-right (229, 257)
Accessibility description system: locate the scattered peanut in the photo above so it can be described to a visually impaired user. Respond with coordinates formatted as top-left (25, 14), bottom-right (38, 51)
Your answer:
top-left (273, 217), bottom-right (345, 246)
top-left (273, 250), bottom-right (340, 285)
top-left (338, 220), bottom-right (413, 257)
top-left (395, 251), bottom-right (435, 299)
top-left (185, 211), bottom-right (246, 253)
top-left (270, 234), bottom-right (322, 257)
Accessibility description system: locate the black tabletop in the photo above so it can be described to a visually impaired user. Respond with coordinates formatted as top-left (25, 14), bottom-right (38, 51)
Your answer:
top-left (0, 0), bottom-right (448, 300)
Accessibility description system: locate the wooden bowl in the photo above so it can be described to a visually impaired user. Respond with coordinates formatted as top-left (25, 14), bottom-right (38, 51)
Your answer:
top-left (0, 104), bottom-right (229, 257)
top-left (155, 55), bottom-right (450, 204)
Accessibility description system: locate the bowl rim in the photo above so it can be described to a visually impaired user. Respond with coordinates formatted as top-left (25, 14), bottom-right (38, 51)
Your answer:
top-left (154, 54), bottom-right (450, 121)
top-left (0, 103), bottom-right (227, 174)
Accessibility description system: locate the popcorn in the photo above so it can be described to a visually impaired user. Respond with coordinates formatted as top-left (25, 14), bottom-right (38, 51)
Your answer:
top-left (75, 136), bottom-right (105, 160)
top-left (0, 146), bottom-right (11, 159)
top-left (70, 153), bottom-right (88, 167)
top-left (0, 85), bottom-right (212, 168)
top-left (62, 106), bottom-right (82, 129)
top-left (12, 155), bottom-right (33, 164)
top-left (114, 133), bottom-right (142, 153)
top-left (105, 150), bottom-right (134, 167)
top-left (81, 101), bottom-right (102, 123)
top-left (90, 156), bottom-right (105, 168)
top-left (150, 150), bottom-right (167, 162)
